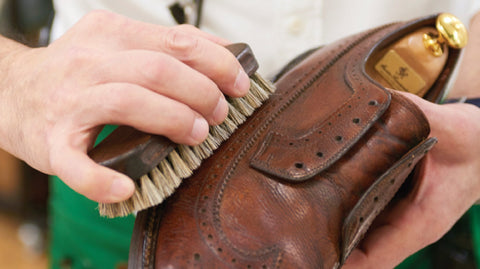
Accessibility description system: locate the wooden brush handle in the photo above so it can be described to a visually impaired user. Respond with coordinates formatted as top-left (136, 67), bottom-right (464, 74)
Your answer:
top-left (227, 43), bottom-right (258, 76)
top-left (88, 126), bottom-right (175, 181)
top-left (88, 43), bottom-right (259, 180)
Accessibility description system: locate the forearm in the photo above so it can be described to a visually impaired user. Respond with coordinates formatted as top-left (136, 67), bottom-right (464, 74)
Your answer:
top-left (0, 35), bottom-right (31, 159)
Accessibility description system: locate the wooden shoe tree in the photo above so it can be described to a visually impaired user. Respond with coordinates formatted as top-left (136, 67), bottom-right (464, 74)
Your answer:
top-left (366, 13), bottom-right (468, 98)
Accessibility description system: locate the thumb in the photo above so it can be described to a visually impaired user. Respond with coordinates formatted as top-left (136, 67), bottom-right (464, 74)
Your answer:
top-left (51, 147), bottom-right (135, 203)
top-left (395, 91), bottom-right (439, 121)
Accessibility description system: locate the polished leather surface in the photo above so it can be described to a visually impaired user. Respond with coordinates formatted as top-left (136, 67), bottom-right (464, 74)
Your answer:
top-left (129, 15), bottom-right (459, 269)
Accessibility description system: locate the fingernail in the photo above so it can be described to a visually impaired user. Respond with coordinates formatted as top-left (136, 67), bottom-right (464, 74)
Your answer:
top-left (212, 96), bottom-right (228, 124)
top-left (191, 116), bottom-right (209, 143)
top-left (110, 178), bottom-right (134, 201)
top-left (234, 69), bottom-right (250, 96)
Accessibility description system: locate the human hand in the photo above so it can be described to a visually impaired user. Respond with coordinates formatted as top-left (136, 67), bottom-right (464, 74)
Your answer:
top-left (448, 11), bottom-right (480, 99)
top-left (0, 10), bottom-right (250, 204)
top-left (343, 92), bottom-right (480, 268)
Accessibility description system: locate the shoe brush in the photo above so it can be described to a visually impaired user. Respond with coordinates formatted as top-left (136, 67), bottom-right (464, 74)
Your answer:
top-left (89, 43), bottom-right (275, 218)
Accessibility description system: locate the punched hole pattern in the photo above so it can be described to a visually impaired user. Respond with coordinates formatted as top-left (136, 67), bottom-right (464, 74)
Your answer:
top-left (295, 162), bottom-right (304, 169)
top-left (279, 92), bottom-right (379, 178)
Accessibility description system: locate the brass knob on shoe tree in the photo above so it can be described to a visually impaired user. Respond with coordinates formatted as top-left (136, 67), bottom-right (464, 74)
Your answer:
top-left (423, 13), bottom-right (468, 56)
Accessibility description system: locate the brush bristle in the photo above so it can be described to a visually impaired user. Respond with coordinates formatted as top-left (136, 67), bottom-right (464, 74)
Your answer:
top-left (99, 73), bottom-right (276, 217)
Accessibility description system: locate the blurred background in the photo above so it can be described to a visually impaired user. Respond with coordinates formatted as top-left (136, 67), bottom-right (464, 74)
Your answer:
top-left (0, 0), bottom-right (53, 268)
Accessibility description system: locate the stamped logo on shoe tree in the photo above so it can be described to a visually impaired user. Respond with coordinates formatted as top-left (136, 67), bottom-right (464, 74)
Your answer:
top-left (375, 50), bottom-right (426, 95)
top-left (373, 13), bottom-right (467, 97)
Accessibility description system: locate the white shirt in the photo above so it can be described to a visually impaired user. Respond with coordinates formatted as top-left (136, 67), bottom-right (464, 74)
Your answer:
top-left (51, 0), bottom-right (480, 76)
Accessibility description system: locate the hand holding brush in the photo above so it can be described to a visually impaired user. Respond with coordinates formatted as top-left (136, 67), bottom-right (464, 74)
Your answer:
top-left (0, 11), bottom-right (256, 208)
top-left (89, 43), bottom-right (275, 217)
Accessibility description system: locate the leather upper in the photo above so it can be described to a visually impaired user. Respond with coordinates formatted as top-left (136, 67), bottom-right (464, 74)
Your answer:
top-left (129, 14), bottom-right (459, 269)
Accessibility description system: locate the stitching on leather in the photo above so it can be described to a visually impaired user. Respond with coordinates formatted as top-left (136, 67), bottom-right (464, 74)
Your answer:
top-left (195, 140), bottom-right (280, 267)
top-left (251, 39), bottom-right (392, 181)
top-left (196, 23), bottom-right (396, 267)
top-left (213, 146), bottom-right (280, 259)
top-left (340, 140), bottom-right (434, 263)
top-left (197, 23), bottom-right (394, 267)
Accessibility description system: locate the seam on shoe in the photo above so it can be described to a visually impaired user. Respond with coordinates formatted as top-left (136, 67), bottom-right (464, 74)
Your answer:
top-left (199, 23), bottom-right (393, 267)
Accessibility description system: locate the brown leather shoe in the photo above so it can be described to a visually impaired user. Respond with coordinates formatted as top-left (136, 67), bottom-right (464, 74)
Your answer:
top-left (129, 14), bottom-right (461, 269)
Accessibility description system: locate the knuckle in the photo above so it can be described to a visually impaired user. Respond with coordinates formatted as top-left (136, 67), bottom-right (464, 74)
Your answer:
top-left (161, 104), bottom-right (194, 137)
top-left (101, 88), bottom-right (131, 119)
top-left (81, 10), bottom-right (118, 26)
top-left (215, 51), bottom-right (239, 80)
top-left (175, 24), bottom-right (199, 33)
top-left (79, 10), bottom-right (130, 35)
top-left (199, 83), bottom-right (222, 112)
top-left (163, 27), bottom-right (201, 60)
top-left (65, 46), bottom-right (93, 66)
top-left (140, 54), bottom-right (170, 82)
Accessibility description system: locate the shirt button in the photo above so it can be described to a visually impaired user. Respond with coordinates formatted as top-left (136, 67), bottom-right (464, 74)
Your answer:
top-left (286, 16), bottom-right (305, 35)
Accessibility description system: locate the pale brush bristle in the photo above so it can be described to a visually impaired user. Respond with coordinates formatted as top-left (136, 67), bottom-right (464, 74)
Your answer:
top-left (177, 145), bottom-right (202, 168)
top-left (210, 125), bottom-right (230, 141)
top-left (167, 150), bottom-right (192, 178)
top-left (99, 72), bottom-right (276, 217)
top-left (227, 103), bottom-right (247, 125)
